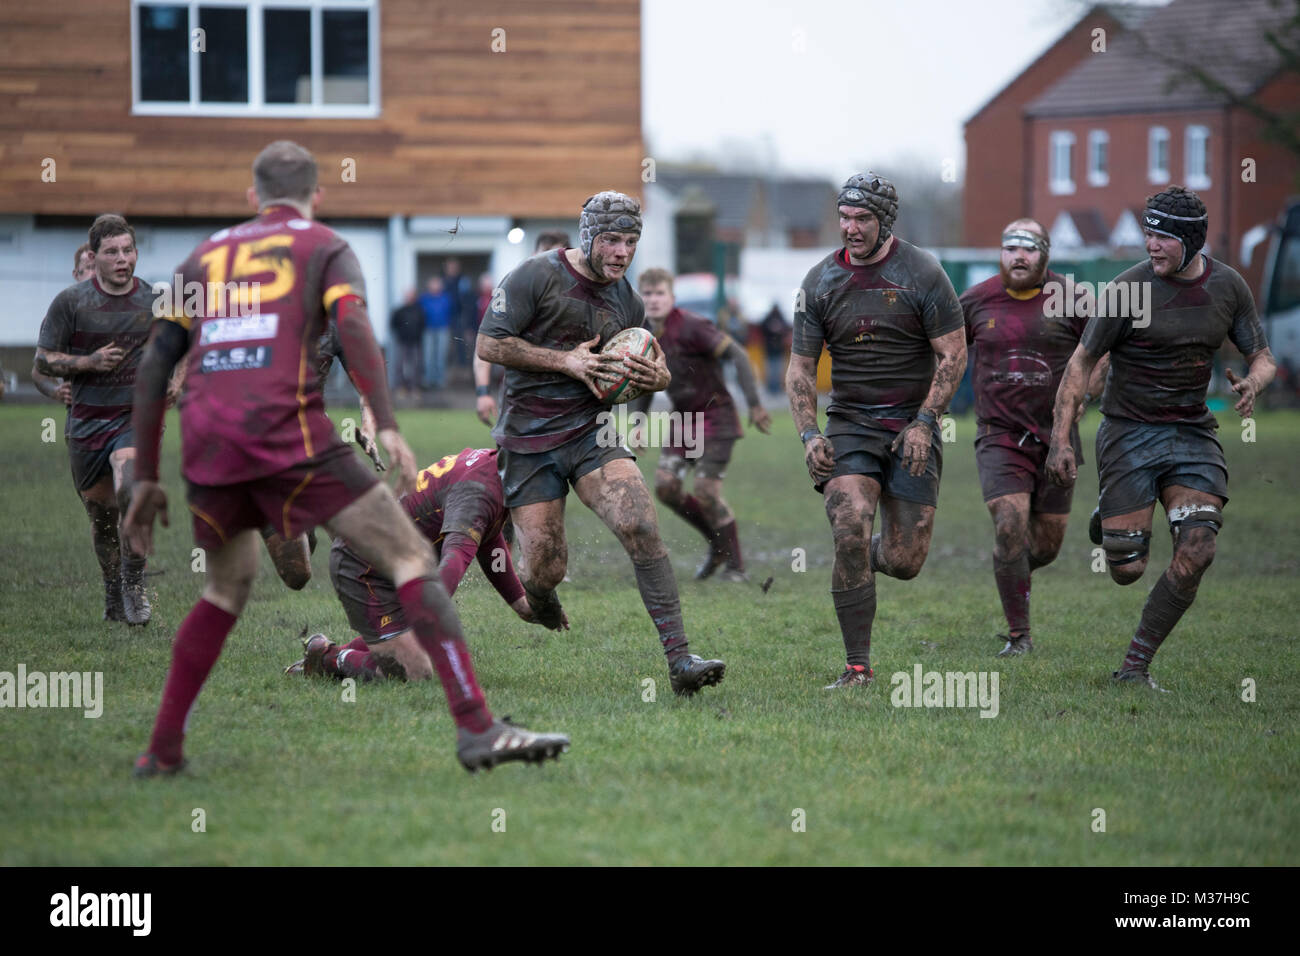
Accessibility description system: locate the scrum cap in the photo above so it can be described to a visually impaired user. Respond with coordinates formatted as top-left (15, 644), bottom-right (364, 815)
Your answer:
top-left (1144, 186), bottom-right (1208, 272)
top-left (838, 172), bottom-right (899, 256)
top-left (579, 191), bottom-right (642, 257)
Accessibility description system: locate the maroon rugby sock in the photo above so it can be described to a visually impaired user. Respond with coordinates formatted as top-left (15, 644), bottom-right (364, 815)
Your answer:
top-left (334, 644), bottom-right (383, 681)
top-left (322, 635), bottom-right (373, 675)
top-left (993, 552), bottom-right (1031, 637)
top-left (832, 581), bottom-right (876, 669)
top-left (1122, 573), bottom-right (1195, 671)
top-left (718, 521), bottom-right (745, 572)
top-left (395, 577), bottom-right (491, 732)
top-left (147, 599), bottom-right (237, 764)
top-left (674, 495), bottom-right (716, 543)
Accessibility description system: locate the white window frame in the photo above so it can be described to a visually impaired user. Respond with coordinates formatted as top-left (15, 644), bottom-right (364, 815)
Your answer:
top-left (1148, 126), bottom-right (1171, 184)
top-left (1049, 131), bottom-right (1076, 195)
top-left (131, 0), bottom-right (380, 118)
top-left (1185, 124), bottom-right (1211, 189)
top-left (1086, 130), bottom-right (1109, 187)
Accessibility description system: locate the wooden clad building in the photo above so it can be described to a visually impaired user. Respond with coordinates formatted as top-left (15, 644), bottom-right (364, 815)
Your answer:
top-left (0, 0), bottom-right (643, 218)
top-left (0, 0), bottom-right (647, 351)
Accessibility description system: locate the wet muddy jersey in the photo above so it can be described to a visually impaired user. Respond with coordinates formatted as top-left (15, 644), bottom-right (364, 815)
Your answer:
top-left (478, 249), bottom-right (647, 452)
top-left (962, 271), bottom-right (1088, 442)
top-left (1080, 257), bottom-right (1267, 426)
top-left (38, 276), bottom-right (155, 452)
top-left (793, 241), bottom-right (963, 431)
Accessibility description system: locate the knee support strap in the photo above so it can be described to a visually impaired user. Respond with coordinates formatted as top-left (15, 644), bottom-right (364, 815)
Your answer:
top-left (1168, 503), bottom-right (1223, 540)
top-left (1102, 527), bottom-right (1150, 566)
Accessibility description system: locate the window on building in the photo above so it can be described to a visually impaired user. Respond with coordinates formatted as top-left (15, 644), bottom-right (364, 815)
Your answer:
top-left (1049, 132), bottom-right (1076, 195)
top-left (132, 1), bottom-right (378, 116)
top-left (1185, 125), bottom-right (1211, 189)
top-left (1149, 126), bottom-right (1171, 184)
top-left (1087, 130), bottom-right (1109, 187)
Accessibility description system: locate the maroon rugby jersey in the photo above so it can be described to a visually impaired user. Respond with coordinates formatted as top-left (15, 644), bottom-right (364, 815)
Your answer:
top-left (401, 447), bottom-right (509, 546)
top-left (657, 307), bottom-right (741, 441)
top-left (162, 205), bottom-right (367, 485)
top-left (961, 271), bottom-right (1089, 443)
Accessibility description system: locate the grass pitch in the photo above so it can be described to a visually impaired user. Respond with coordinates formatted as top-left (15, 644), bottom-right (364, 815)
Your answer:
top-left (1, 403), bottom-right (1296, 865)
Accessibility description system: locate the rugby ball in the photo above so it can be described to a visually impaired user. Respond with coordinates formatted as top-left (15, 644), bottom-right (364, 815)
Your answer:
top-left (594, 327), bottom-right (657, 404)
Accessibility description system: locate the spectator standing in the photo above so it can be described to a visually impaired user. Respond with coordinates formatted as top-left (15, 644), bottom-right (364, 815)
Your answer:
top-left (760, 304), bottom-right (791, 396)
top-left (443, 257), bottom-right (475, 369)
top-left (420, 277), bottom-right (452, 390)
top-left (389, 288), bottom-right (424, 399)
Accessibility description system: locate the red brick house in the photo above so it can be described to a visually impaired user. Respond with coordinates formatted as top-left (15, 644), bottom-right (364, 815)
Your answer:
top-left (962, 3), bottom-right (1151, 248)
top-left (965, 0), bottom-right (1299, 297)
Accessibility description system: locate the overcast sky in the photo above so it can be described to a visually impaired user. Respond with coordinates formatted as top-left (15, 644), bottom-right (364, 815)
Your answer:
top-left (643, 0), bottom-right (1163, 182)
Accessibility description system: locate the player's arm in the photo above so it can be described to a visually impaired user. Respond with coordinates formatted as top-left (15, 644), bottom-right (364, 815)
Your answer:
top-left (30, 363), bottom-right (70, 405)
top-left (122, 319), bottom-right (190, 555)
top-left (478, 333), bottom-right (625, 397)
top-left (332, 293), bottom-right (416, 493)
top-left (786, 352), bottom-right (833, 483)
top-left (34, 344), bottom-right (124, 377)
top-left (472, 337), bottom-right (498, 426)
top-left (1226, 347), bottom-right (1276, 418)
top-left (918, 328), bottom-right (966, 420)
top-left (891, 327), bottom-right (967, 477)
top-left (1074, 351), bottom-right (1110, 422)
top-left (437, 531), bottom-right (480, 597)
top-left (787, 273), bottom-right (834, 479)
top-left (1046, 344), bottom-right (1100, 487)
top-left (720, 338), bottom-right (770, 433)
top-left (166, 354), bottom-right (188, 408)
top-left (356, 395), bottom-right (385, 471)
top-left (1084, 352), bottom-right (1109, 400)
top-left (472, 529), bottom-right (529, 619)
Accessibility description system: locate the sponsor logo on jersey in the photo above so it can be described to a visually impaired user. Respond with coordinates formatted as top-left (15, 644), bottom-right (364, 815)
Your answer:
top-left (200, 345), bottom-right (273, 373)
top-left (200, 314), bottom-right (279, 346)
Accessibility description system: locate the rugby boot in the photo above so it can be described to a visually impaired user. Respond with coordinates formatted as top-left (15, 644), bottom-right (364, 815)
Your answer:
top-left (694, 543), bottom-right (725, 580)
top-left (103, 574), bottom-right (127, 623)
top-left (996, 633), bottom-right (1033, 657)
top-left (120, 554), bottom-right (151, 626)
top-left (1089, 507), bottom-right (1103, 546)
top-left (1113, 664), bottom-right (1169, 693)
top-left (456, 717), bottom-right (570, 772)
top-left (824, 664), bottom-right (873, 689)
top-left (668, 654), bottom-right (726, 696)
top-left (283, 658), bottom-right (306, 676)
top-left (301, 633), bottom-right (335, 677)
top-left (717, 568), bottom-right (749, 583)
top-left (524, 584), bottom-right (565, 630)
top-left (133, 753), bottom-right (187, 778)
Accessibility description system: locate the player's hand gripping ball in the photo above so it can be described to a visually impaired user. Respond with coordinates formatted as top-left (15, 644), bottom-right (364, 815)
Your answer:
top-left (594, 327), bottom-right (657, 404)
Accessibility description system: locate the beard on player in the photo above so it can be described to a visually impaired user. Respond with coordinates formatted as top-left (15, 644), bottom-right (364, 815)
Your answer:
top-left (999, 252), bottom-right (1048, 292)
